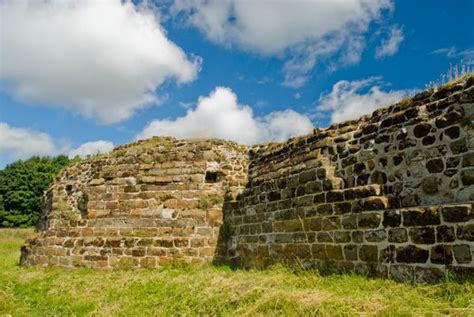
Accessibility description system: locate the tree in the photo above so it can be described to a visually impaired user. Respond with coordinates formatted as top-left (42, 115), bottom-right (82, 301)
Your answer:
top-left (0, 155), bottom-right (77, 227)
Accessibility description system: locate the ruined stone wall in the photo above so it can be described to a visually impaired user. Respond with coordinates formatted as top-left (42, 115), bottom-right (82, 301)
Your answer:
top-left (222, 76), bottom-right (474, 282)
top-left (21, 75), bottom-right (473, 282)
top-left (21, 138), bottom-right (248, 268)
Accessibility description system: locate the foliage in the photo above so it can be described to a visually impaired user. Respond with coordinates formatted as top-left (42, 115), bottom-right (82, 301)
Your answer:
top-left (0, 156), bottom-right (78, 227)
top-left (0, 229), bottom-right (473, 316)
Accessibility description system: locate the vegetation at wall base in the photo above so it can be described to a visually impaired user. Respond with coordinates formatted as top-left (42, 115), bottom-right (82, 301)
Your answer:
top-left (0, 155), bottom-right (79, 227)
top-left (0, 229), bottom-right (472, 316)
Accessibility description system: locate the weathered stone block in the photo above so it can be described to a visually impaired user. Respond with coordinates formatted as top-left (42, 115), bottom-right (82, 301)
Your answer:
top-left (317, 232), bottom-right (333, 242)
top-left (461, 152), bottom-right (474, 167)
top-left (389, 265), bottom-right (413, 282)
top-left (436, 225), bottom-right (456, 242)
top-left (456, 224), bottom-right (474, 241)
top-left (460, 168), bottom-right (474, 186)
top-left (441, 205), bottom-right (473, 222)
top-left (365, 229), bottom-right (387, 242)
top-left (414, 267), bottom-right (444, 283)
top-left (321, 217), bottom-right (341, 231)
top-left (312, 244), bottom-right (327, 260)
top-left (444, 126), bottom-right (460, 139)
top-left (344, 245), bottom-right (358, 261)
top-left (450, 138), bottom-right (467, 154)
top-left (430, 245), bottom-right (453, 265)
top-left (388, 228), bottom-right (408, 243)
top-left (358, 213), bottom-right (381, 228)
top-left (359, 245), bottom-right (378, 262)
top-left (299, 170), bottom-right (317, 183)
top-left (409, 227), bottom-right (435, 244)
top-left (267, 191), bottom-right (281, 202)
top-left (334, 202), bottom-right (351, 214)
top-left (326, 245), bottom-right (343, 261)
top-left (453, 244), bottom-right (472, 264)
top-left (326, 190), bottom-right (344, 202)
top-left (403, 208), bottom-right (440, 226)
top-left (342, 215), bottom-right (357, 229)
top-left (383, 210), bottom-right (401, 227)
top-left (363, 197), bottom-right (389, 211)
top-left (421, 177), bottom-right (439, 194)
top-left (413, 123), bottom-right (432, 138)
top-left (396, 245), bottom-right (429, 263)
top-left (316, 204), bottom-right (333, 215)
top-left (333, 231), bottom-right (351, 243)
top-left (426, 158), bottom-right (444, 173)
top-left (352, 231), bottom-right (364, 243)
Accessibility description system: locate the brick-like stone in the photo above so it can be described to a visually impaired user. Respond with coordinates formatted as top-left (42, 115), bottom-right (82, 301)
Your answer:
top-left (436, 225), bottom-right (456, 242)
top-left (358, 213), bottom-right (381, 228)
top-left (421, 177), bottom-right (439, 194)
top-left (453, 244), bottom-right (472, 264)
top-left (396, 245), bottom-right (429, 263)
top-left (430, 245), bottom-right (453, 265)
top-left (365, 229), bottom-right (387, 242)
top-left (460, 168), bottom-right (474, 186)
top-left (409, 227), bottom-right (435, 244)
top-left (359, 245), bottom-right (378, 262)
top-left (403, 208), bottom-right (440, 226)
top-left (461, 152), bottom-right (474, 167)
top-left (383, 210), bottom-right (401, 227)
top-left (388, 228), bottom-right (408, 243)
top-left (344, 245), bottom-right (358, 261)
top-left (325, 245), bottom-right (343, 261)
top-left (363, 197), bottom-right (389, 211)
top-left (456, 224), bottom-right (474, 241)
top-left (441, 205), bottom-right (473, 222)
top-left (342, 215), bottom-right (358, 230)
top-left (426, 158), bottom-right (444, 173)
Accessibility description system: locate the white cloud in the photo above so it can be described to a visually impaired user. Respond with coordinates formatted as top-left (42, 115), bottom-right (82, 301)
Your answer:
top-left (137, 87), bottom-right (313, 144)
top-left (171, 0), bottom-right (393, 88)
top-left (431, 47), bottom-right (474, 63)
top-left (315, 77), bottom-right (410, 124)
top-left (375, 26), bottom-right (404, 59)
top-left (0, 123), bottom-right (58, 160)
top-left (0, 122), bottom-right (114, 163)
top-left (431, 47), bottom-right (458, 58)
top-left (0, 0), bottom-right (200, 124)
top-left (68, 141), bottom-right (115, 158)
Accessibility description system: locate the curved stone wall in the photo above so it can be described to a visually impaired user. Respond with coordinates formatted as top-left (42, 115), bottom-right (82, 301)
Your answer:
top-left (21, 138), bottom-right (248, 268)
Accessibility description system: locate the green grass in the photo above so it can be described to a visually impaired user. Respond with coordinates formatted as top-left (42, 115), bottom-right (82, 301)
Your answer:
top-left (0, 229), bottom-right (472, 316)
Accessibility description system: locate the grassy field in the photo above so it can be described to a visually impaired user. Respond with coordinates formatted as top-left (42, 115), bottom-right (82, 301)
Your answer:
top-left (0, 229), bottom-right (472, 316)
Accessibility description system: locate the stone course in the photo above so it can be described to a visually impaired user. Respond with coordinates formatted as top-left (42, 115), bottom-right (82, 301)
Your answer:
top-left (21, 75), bottom-right (474, 282)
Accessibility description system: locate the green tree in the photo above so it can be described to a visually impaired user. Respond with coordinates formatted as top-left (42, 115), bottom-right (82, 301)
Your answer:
top-left (0, 155), bottom-right (77, 227)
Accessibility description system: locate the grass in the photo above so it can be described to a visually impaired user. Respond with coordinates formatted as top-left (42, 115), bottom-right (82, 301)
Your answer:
top-left (0, 229), bottom-right (473, 316)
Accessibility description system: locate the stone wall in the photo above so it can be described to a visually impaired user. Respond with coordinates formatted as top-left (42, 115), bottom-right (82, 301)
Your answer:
top-left (21, 75), bottom-right (474, 282)
top-left (221, 76), bottom-right (474, 282)
top-left (21, 138), bottom-right (248, 268)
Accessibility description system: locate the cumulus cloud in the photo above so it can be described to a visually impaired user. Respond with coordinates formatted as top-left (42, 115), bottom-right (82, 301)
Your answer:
top-left (0, 0), bottom-right (200, 124)
top-left (0, 122), bottom-right (114, 163)
top-left (137, 87), bottom-right (313, 144)
top-left (375, 26), bottom-right (404, 59)
top-left (171, 0), bottom-right (393, 87)
top-left (0, 123), bottom-right (58, 160)
top-left (315, 77), bottom-right (410, 124)
top-left (68, 140), bottom-right (115, 158)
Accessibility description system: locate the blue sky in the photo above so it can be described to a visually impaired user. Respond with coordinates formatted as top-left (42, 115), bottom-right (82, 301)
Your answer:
top-left (0, 0), bottom-right (473, 167)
